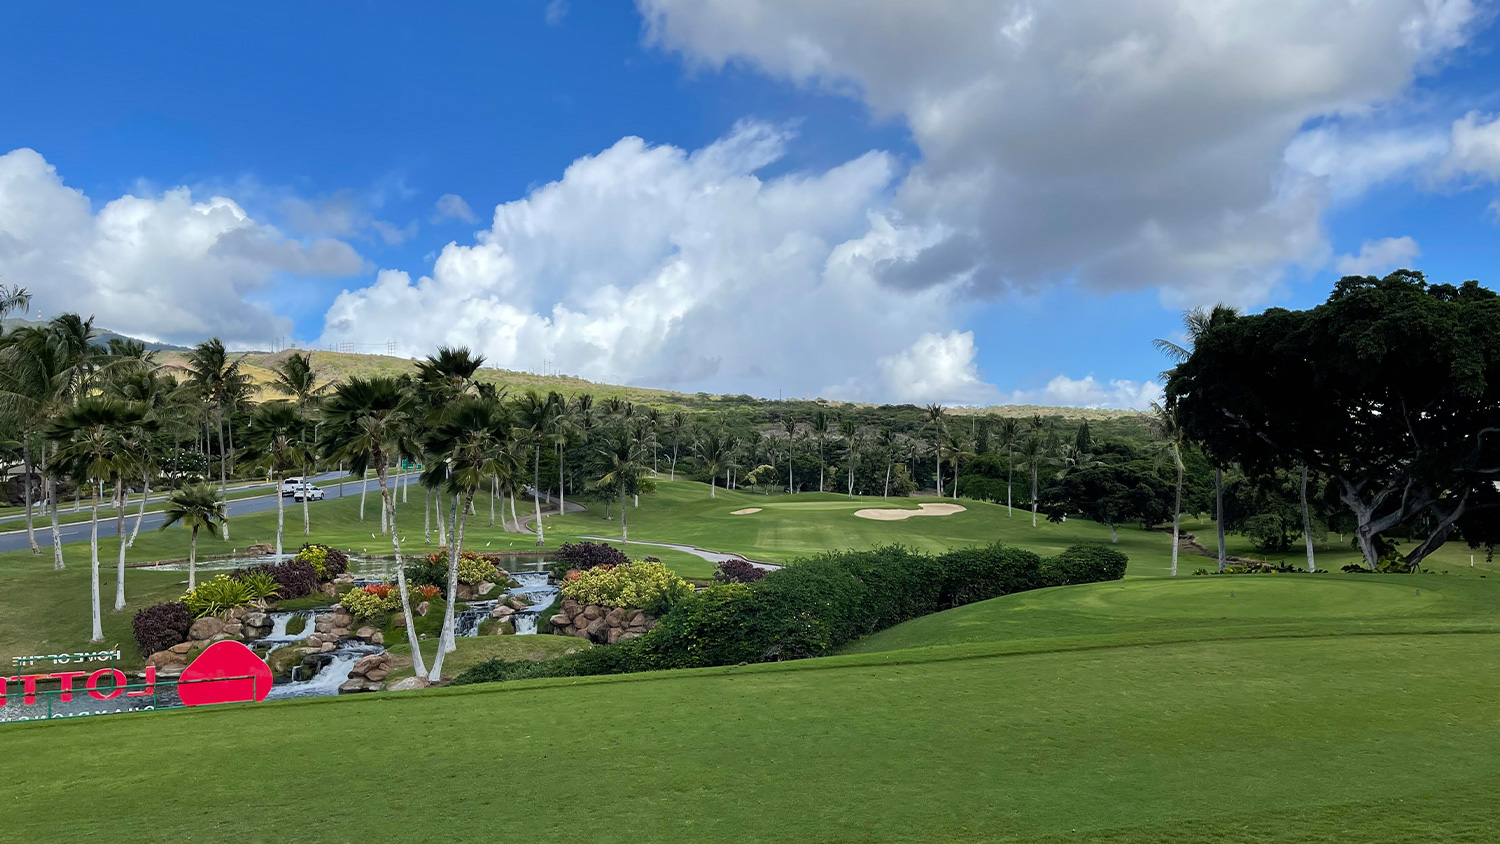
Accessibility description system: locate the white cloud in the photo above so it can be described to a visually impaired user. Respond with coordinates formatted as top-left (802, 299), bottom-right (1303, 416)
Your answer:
top-left (545, 0), bottom-right (570, 25)
top-left (1007, 375), bottom-right (1163, 411)
top-left (320, 122), bottom-right (978, 401)
top-left (1335, 236), bottom-right (1421, 275)
top-left (1285, 126), bottom-right (1449, 199)
top-left (372, 219), bottom-right (419, 245)
top-left (432, 193), bottom-right (478, 224)
top-left (876, 331), bottom-right (998, 406)
top-left (0, 148), bottom-right (365, 347)
top-left (640, 0), bottom-right (1482, 307)
top-left (1441, 111), bottom-right (1500, 180)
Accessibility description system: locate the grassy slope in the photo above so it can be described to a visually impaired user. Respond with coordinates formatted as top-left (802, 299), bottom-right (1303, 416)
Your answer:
top-left (9, 588), bottom-right (1500, 842)
top-left (383, 634), bottom-right (587, 683)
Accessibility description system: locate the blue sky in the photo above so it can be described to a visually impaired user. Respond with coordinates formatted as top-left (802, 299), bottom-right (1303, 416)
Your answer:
top-left (3, 1), bottom-right (1499, 407)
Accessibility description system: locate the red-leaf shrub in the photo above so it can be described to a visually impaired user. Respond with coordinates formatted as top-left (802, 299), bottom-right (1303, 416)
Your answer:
top-left (132, 602), bottom-right (194, 656)
top-left (549, 541), bottom-right (629, 578)
top-left (233, 560), bottom-right (320, 600)
top-left (714, 559), bottom-right (766, 584)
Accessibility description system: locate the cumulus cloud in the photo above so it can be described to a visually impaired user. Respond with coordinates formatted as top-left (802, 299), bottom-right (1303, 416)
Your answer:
top-left (0, 148), bottom-right (364, 347)
top-left (641, 0), bottom-right (1482, 307)
top-left (1335, 236), bottom-right (1421, 275)
top-left (876, 331), bottom-right (998, 406)
top-left (320, 122), bottom-right (983, 401)
top-left (1441, 111), bottom-right (1500, 179)
top-left (432, 193), bottom-right (478, 224)
top-left (1007, 375), bottom-right (1163, 411)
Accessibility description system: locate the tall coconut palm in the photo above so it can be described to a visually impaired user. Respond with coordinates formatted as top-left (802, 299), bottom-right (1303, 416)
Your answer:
top-left (941, 429), bottom-right (974, 501)
top-left (1019, 417), bottom-right (1055, 528)
top-left (45, 398), bottom-right (144, 641)
top-left (421, 396), bottom-right (513, 681)
top-left (996, 418), bottom-right (1020, 517)
top-left (694, 426), bottom-right (734, 499)
top-left (545, 391), bottom-right (578, 512)
top-left (512, 390), bottom-right (556, 547)
top-left (186, 339), bottom-right (249, 540)
top-left (106, 368), bottom-right (185, 547)
top-left (269, 351), bottom-right (329, 537)
top-left (243, 402), bottom-right (310, 564)
top-left (811, 409), bottom-right (832, 492)
top-left (322, 376), bottom-right (428, 679)
top-left (924, 403), bottom-right (946, 496)
top-left (1155, 304), bottom-right (1240, 572)
top-left (780, 416), bottom-right (798, 494)
top-left (667, 411), bottom-right (686, 480)
top-left (158, 483), bottom-right (225, 591)
top-left (598, 430), bottom-right (644, 539)
top-left (1148, 401), bottom-right (1187, 577)
top-left (839, 417), bottom-right (861, 497)
top-left (875, 426), bottom-right (896, 500)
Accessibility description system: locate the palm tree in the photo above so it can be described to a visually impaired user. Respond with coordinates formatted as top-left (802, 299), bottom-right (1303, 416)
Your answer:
top-left (780, 416), bottom-right (798, 494)
top-left (158, 484), bottom-right (225, 591)
top-left (996, 418), bottom-right (1020, 517)
top-left (186, 339), bottom-right (249, 540)
top-left (941, 429), bottom-right (974, 501)
top-left (667, 411), bottom-right (686, 480)
top-left (1155, 304), bottom-right (1239, 572)
top-left (628, 417), bottom-right (655, 505)
top-left (45, 398), bottom-right (144, 641)
top-left (694, 426), bottom-right (733, 499)
top-left (545, 391), bottom-right (578, 513)
top-left (1019, 417), bottom-right (1055, 528)
top-left (421, 396), bottom-right (512, 681)
top-left (512, 390), bottom-right (556, 547)
top-left (924, 403), bottom-right (946, 496)
top-left (1148, 401), bottom-right (1187, 577)
top-left (243, 402), bottom-right (309, 564)
top-left (839, 417), bottom-right (861, 497)
top-left (811, 409), bottom-right (832, 492)
top-left (321, 376), bottom-right (428, 679)
top-left (598, 431), bottom-right (644, 539)
top-left (875, 426), bottom-right (896, 499)
top-left (269, 351), bottom-right (329, 537)
top-left (106, 368), bottom-right (188, 547)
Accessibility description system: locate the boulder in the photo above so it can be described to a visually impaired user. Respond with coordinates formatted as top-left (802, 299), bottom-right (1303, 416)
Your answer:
top-left (619, 631), bottom-right (642, 641)
top-left (227, 606), bottom-right (250, 620)
top-left (476, 580), bottom-right (495, 596)
top-left (605, 607), bottom-right (625, 626)
top-left (386, 676), bottom-right (429, 692)
top-left (168, 642), bottom-right (192, 655)
top-left (393, 616), bottom-right (406, 629)
top-left (583, 606), bottom-right (602, 621)
top-left (339, 679), bottom-right (368, 694)
top-left (627, 609), bottom-right (645, 623)
top-left (355, 626), bottom-right (377, 640)
top-left (147, 650), bottom-right (187, 668)
top-left (320, 583), bottom-right (339, 599)
top-left (188, 617), bottom-right (225, 641)
top-left (560, 598), bottom-right (582, 616)
top-left (333, 573), bottom-right (355, 584)
top-left (319, 642), bottom-right (336, 653)
top-left (549, 613), bottom-right (571, 628)
top-left (352, 654), bottom-right (386, 676)
top-left (370, 632), bottom-right (384, 645)
top-left (585, 618), bottom-right (611, 643)
top-left (244, 611), bottom-right (268, 627)
top-left (246, 543), bottom-right (274, 555)
top-left (365, 669), bottom-right (388, 682)
top-left (456, 583), bottom-right (474, 601)
top-left (490, 604), bottom-right (515, 619)
top-left (606, 627), bottom-right (623, 645)
top-left (416, 601), bottom-right (430, 617)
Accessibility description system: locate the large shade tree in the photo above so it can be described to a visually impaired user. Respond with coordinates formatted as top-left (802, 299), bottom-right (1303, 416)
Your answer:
top-left (1168, 271), bottom-right (1500, 570)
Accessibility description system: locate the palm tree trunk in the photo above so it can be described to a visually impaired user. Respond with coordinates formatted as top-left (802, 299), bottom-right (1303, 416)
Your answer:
top-left (216, 398), bottom-right (229, 540)
top-left (787, 440), bottom-right (794, 494)
top-left (128, 469), bottom-right (150, 547)
top-left (557, 444), bottom-right (566, 516)
top-left (189, 525), bottom-right (199, 591)
top-left (89, 480), bottom-right (103, 642)
top-left (1215, 466), bottom-right (1227, 573)
top-left (1006, 445), bottom-right (1014, 517)
top-left (935, 446), bottom-right (942, 497)
top-left (429, 490), bottom-right (475, 681)
top-left (302, 459), bottom-right (312, 536)
top-left (710, 475), bottom-right (717, 499)
top-left (376, 458), bottom-right (426, 679)
top-left (670, 443), bottom-right (678, 481)
top-left (533, 446), bottom-right (544, 546)
top-left (1171, 462), bottom-right (1182, 577)
top-left (509, 491), bottom-right (519, 529)
top-left (819, 445), bottom-right (824, 493)
top-left (1300, 464), bottom-right (1316, 573)
top-left (23, 436), bottom-right (38, 553)
top-left (883, 461), bottom-right (891, 500)
top-left (435, 490), bottom-right (445, 546)
top-left (425, 487), bottom-right (432, 541)
top-left (489, 474), bottom-right (497, 527)
top-left (360, 473), bottom-right (367, 520)
top-left (1030, 465), bottom-right (1038, 528)
top-left (48, 444), bottom-right (64, 570)
top-left (621, 486), bottom-right (628, 540)
top-left (114, 478), bottom-right (127, 611)
top-left (274, 468), bottom-right (285, 563)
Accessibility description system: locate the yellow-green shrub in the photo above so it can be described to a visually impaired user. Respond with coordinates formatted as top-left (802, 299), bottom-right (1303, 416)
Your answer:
top-left (561, 561), bottom-right (693, 614)
top-left (339, 583), bottom-right (400, 620)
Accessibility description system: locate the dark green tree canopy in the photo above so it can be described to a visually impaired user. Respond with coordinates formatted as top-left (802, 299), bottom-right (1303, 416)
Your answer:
top-left (1167, 270), bottom-right (1500, 568)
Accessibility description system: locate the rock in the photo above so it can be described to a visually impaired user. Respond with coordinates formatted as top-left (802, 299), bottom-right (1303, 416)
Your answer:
top-left (416, 601), bottom-right (430, 617)
top-left (210, 633), bottom-right (237, 642)
top-left (387, 676), bottom-right (429, 692)
top-left (334, 573), bottom-right (355, 584)
top-left (331, 610), bottom-right (353, 625)
top-left (244, 611), bottom-right (268, 627)
top-left (476, 580), bottom-right (495, 596)
top-left (371, 632), bottom-right (384, 645)
top-left (321, 583), bottom-right (338, 599)
top-left (561, 598), bottom-right (582, 615)
top-left (147, 650), bottom-right (186, 667)
top-left (365, 669), bottom-right (388, 682)
top-left (583, 606), bottom-right (602, 621)
top-left (490, 604), bottom-right (515, 618)
top-left (154, 664), bottom-right (186, 678)
top-left (188, 617), bottom-right (225, 640)
top-left (585, 618), bottom-right (611, 643)
top-left (549, 613), bottom-right (571, 627)
top-left (246, 543), bottom-right (274, 555)
top-left (319, 642), bottom-right (336, 653)
top-left (456, 583), bottom-right (474, 601)
top-left (393, 616), bottom-right (406, 629)
top-left (619, 631), bottom-right (642, 641)
top-left (605, 607), bottom-right (625, 626)
top-left (606, 627), bottom-right (623, 645)
top-left (168, 642), bottom-right (192, 655)
top-left (221, 621), bottom-right (242, 635)
top-left (227, 606), bottom-right (249, 620)
top-left (339, 679), bottom-right (367, 693)
top-left (355, 626), bottom-right (377, 640)
top-left (352, 654), bottom-right (385, 676)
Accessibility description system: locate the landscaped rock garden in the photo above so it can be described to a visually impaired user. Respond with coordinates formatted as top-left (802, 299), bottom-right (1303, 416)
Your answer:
top-left (550, 598), bottom-right (657, 643)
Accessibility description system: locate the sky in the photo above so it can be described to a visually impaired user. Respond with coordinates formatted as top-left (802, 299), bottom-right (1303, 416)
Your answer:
top-left (3, 0), bottom-right (1500, 410)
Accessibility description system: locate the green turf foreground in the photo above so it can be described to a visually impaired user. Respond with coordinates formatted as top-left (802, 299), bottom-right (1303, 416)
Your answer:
top-left (8, 577), bottom-right (1500, 843)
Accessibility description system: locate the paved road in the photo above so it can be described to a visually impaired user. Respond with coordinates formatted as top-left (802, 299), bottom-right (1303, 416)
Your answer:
top-left (0, 472), bottom-right (420, 554)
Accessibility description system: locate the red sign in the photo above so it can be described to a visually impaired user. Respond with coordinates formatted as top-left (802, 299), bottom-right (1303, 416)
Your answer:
top-left (176, 640), bottom-right (272, 706)
top-left (0, 666), bottom-right (157, 706)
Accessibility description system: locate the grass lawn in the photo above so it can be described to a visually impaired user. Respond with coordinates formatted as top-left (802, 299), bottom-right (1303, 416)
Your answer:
top-left (383, 633), bottom-right (588, 683)
top-left (8, 576), bottom-right (1500, 842)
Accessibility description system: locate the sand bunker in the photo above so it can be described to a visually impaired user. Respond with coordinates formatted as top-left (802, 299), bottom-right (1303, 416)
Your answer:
top-left (854, 503), bottom-right (967, 521)
top-left (730, 508), bottom-right (763, 515)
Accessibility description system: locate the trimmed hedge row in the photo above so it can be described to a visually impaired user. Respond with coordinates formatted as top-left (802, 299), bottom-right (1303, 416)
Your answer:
top-left (452, 541), bottom-right (1128, 685)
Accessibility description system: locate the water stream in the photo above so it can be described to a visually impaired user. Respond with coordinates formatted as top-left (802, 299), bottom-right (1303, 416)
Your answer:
top-left (265, 643), bottom-right (383, 700)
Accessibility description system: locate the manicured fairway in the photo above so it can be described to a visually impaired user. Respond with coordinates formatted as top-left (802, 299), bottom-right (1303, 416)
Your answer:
top-left (7, 628), bottom-right (1500, 842)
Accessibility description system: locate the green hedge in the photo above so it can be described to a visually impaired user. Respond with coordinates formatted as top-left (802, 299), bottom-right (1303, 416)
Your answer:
top-left (452, 542), bottom-right (1127, 686)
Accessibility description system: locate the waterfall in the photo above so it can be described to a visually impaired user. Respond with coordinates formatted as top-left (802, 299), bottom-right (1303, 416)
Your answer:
top-left (266, 644), bottom-right (383, 700)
